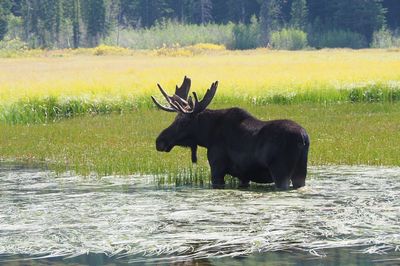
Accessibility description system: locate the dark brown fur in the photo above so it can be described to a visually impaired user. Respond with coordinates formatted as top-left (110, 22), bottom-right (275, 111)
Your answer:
top-left (156, 107), bottom-right (310, 190)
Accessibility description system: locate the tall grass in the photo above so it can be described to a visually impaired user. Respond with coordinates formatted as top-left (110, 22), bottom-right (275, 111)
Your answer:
top-left (0, 96), bottom-right (151, 124)
top-left (1, 103), bottom-right (399, 177)
top-left (1, 83), bottom-right (400, 124)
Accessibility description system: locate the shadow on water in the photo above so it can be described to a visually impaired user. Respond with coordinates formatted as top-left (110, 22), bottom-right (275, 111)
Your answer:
top-left (0, 163), bottom-right (399, 265)
top-left (1, 249), bottom-right (400, 266)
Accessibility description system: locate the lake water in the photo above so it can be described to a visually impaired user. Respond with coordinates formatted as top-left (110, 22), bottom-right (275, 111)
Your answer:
top-left (0, 164), bottom-right (399, 265)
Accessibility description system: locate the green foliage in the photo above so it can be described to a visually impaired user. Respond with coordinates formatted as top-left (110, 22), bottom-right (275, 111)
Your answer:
top-left (72, 0), bottom-right (80, 48)
top-left (0, 37), bottom-right (35, 57)
top-left (290, 0), bottom-right (308, 30)
top-left (193, 0), bottom-right (213, 24)
top-left (331, 0), bottom-right (386, 41)
top-left (81, 0), bottom-right (106, 46)
top-left (308, 0), bottom-right (387, 42)
top-left (0, 37), bottom-right (27, 50)
top-left (0, 0), bottom-right (11, 40)
top-left (20, 0), bottom-right (63, 48)
top-left (0, 18), bottom-right (7, 40)
top-left (230, 16), bottom-right (260, 49)
top-left (309, 30), bottom-right (368, 49)
top-left (270, 28), bottom-right (308, 50)
top-left (371, 28), bottom-right (400, 48)
top-left (259, 0), bottom-right (282, 45)
top-left (104, 20), bottom-right (234, 49)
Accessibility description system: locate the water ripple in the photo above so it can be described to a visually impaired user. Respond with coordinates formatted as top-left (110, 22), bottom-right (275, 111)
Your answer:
top-left (0, 164), bottom-right (399, 263)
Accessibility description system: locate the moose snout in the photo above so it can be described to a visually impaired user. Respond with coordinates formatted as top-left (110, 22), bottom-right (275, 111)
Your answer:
top-left (156, 138), bottom-right (172, 152)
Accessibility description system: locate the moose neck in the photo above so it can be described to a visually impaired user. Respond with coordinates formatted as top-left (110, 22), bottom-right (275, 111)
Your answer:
top-left (192, 109), bottom-right (222, 148)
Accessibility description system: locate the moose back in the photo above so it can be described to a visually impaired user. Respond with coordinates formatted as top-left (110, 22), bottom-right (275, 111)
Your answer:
top-left (152, 77), bottom-right (310, 190)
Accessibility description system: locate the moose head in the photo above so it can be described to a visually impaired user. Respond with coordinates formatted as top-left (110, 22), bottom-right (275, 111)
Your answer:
top-left (151, 76), bottom-right (218, 163)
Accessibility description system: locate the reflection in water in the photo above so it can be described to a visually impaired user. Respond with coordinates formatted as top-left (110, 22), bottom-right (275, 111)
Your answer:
top-left (0, 164), bottom-right (399, 265)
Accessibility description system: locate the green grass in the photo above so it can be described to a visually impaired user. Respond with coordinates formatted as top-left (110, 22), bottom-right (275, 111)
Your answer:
top-left (2, 84), bottom-right (400, 124)
top-left (1, 103), bottom-right (399, 183)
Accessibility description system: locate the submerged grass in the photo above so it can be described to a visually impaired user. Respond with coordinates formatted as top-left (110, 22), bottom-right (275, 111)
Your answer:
top-left (1, 103), bottom-right (399, 182)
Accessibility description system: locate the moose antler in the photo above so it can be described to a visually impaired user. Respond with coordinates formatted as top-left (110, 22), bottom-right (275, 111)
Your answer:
top-left (175, 76), bottom-right (191, 100)
top-left (152, 77), bottom-right (218, 114)
top-left (191, 81), bottom-right (218, 113)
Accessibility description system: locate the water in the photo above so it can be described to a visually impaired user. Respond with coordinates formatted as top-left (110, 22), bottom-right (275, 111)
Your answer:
top-left (0, 164), bottom-right (399, 265)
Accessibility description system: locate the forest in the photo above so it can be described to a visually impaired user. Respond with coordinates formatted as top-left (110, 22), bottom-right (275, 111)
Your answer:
top-left (0, 0), bottom-right (400, 49)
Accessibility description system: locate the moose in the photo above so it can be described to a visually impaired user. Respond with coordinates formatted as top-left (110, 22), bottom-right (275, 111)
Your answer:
top-left (151, 77), bottom-right (310, 190)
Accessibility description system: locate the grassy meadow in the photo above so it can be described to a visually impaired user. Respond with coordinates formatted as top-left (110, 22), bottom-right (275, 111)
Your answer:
top-left (0, 48), bottom-right (400, 180)
top-left (0, 103), bottom-right (399, 180)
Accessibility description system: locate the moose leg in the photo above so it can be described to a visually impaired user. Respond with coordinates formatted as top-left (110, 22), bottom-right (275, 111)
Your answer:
top-left (269, 160), bottom-right (294, 190)
top-left (207, 149), bottom-right (227, 189)
top-left (190, 145), bottom-right (198, 163)
top-left (238, 179), bottom-right (250, 188)
top-left (210, 168), bottom-right (226, 189)
top-left (291, 146), bottom-right (309, 189)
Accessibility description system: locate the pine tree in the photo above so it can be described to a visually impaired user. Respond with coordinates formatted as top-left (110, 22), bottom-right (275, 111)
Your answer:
top-left (224, 0), bottom-right (260, 24)
top-left (20, 0), bottom-right (62, 47)
top-left (81, 0), bottom-right (106, 46)
top-left (290, 0), bottom-right (308, 30)
top-left (138, 0), bottom-right (173, 28)
top-left (119, 0), bottom-right (140, 27)
top-left (193, 0), bottom-right (213, 24)
top-left (72, 0), bottom-right (81, 48)
top-left (383, 0), bottom-right (400, 29)
top-left (0, 0), bottom-right (12, 40)
top-left (332, 0), bottom-right (386, 41)
top-left (260, 0), bottom-right (282, 45)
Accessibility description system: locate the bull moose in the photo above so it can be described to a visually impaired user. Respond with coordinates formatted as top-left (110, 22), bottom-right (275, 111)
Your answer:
top-left (151, 77), bottom-right (310, 190)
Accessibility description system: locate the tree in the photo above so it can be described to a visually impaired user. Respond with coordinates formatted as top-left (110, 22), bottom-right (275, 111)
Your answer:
top-left (194, 0), bottom-right (213, 24)
top-left (72, 0), bottom-right (81, 48)
top-left (383, 0), bottom-right (400, 29)
top-left (119, 0), bottom-right (140, 27)
top-left (138, 0), bottom-right (173, 28)
top-left (81, 0), bottom-right (106, 46)
top-left (290, 0), bottom-right (308, 30)
top-left (260, 0), bottom-right (282, 45)
top-left (0, 0), bottom-right (12, 40)
top-left (332, 0), bottom-right (386, 41)
top-left (308, 0), bottom-right (386, 41)
top-left (307, 0), bottom-right (336, 30)
top-left (222, 0), bottom-right (260, 24)
top-left (20, 0), bottom-right (62, 47)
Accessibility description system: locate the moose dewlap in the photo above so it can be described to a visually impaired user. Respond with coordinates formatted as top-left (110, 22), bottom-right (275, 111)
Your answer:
top-left (152, 76), bottom-right (310, 190)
